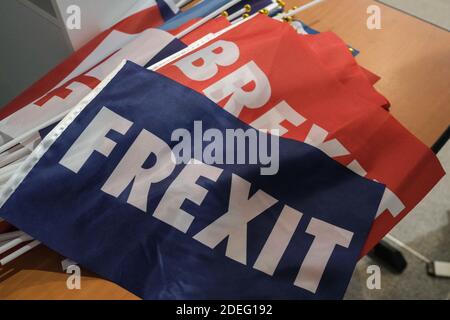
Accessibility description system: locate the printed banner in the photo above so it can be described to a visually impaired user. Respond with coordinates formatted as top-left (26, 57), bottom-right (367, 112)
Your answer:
top-left (0, 62), bottom-right (384, 299)
top-left (156, 15), bottom-right (445, 255)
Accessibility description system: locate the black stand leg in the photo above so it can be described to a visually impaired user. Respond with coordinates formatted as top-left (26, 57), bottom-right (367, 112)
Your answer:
top-left (369, 240), bottom-right (407, 273)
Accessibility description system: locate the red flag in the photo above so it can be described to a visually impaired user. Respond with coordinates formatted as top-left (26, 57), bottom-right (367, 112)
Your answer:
top-left (157, 15), bottom-right (444, 255)
top-left (303, 32), bottom-right (390, 110)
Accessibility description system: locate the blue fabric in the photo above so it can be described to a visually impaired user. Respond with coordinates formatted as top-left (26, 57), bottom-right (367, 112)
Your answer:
top-left (38, 123), bottom-right (56, 139)
top-left (145, 38), bottom-right (187, 68)
top-left (0, 61), bottom-right (384, 300)
top-left (156, 0), bottom-right (179, 21)
top-left (160, 0), bottom-right (231, 30)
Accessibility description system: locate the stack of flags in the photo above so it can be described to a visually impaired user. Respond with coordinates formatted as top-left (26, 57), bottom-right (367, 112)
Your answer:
top-left (0, 0), bottom-right (445, 299)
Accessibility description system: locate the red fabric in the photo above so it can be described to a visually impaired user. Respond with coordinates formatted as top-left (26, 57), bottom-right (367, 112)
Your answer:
top-left (361, 66), bottom-right (381, 85)
top-left (303, 32), bottom-right (389, 110)
top-left (158, 15), bottom-right (444, 256)
top-left (173, 19), bottom-right (389, 109)
top-left (0, 15), bottom-right (443, 257)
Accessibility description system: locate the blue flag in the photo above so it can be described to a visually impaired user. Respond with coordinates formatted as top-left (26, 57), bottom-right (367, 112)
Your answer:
top-left (160, 0), bottom-right (232, 30)
top-left (156, 0), bottom-right (180, 21)
top-left (0, 61), bottom-right (384, 299)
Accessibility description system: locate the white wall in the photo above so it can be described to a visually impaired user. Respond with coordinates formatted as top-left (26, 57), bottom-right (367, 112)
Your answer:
top-left (0, 0), bottom-right (72, 107)
top-left (0, 0), bottom-right (146, 108)
top-left (54, 0), bottom-right (144, 50)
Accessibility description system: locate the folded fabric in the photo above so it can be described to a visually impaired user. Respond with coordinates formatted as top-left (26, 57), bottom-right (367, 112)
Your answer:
top-left (303, 32), bottom-right (390, 110)
top-left (0, 61), bottom-right (384, 299)
top-left (157, 14), bottom-right (445, 255)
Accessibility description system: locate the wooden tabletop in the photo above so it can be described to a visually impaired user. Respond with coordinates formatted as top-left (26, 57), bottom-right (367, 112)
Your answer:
top-left (0, 0), bottom-right (449, 300)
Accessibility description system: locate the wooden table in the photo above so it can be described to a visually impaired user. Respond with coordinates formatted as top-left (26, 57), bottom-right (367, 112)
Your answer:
top-left (0, 0), bottom-right (449, 300)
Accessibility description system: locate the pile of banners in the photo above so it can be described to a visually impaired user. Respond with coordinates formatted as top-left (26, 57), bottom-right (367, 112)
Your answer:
top-left (0, 0), bottom-right (445, 299)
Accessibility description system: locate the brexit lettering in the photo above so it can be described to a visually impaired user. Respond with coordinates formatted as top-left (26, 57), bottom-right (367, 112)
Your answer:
top-left (166, 39), bottom-right (405, 220)
top-left (58, 106), bottom-right (354, 294)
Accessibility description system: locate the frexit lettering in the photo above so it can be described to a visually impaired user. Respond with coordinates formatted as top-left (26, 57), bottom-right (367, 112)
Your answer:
top-left (58, 106), bottom-right (354, 294)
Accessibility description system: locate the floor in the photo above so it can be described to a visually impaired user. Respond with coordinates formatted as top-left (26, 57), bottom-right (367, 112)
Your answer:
top-left (345, 140), bottom-right (450, 300)
top-left (377, 0), bottom-right (450, 31)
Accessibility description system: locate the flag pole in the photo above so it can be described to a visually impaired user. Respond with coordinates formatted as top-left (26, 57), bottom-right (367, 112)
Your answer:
top-left (0, 6), bottom-right (260, 159)
top-left (0, 147), bottom-right (30, 169)
top-left (0, 231), bottom-right (25, 242)
top-left (0, 1), bottom-right (263, 267)
top-left (262, 1), bottom-right (282, 15)
top-left (175, 0), bottom-right (243, 38)
top-left (226, 4), bottom-right (251, 21)
top-left (0, 240), bottom-right (41, 266)
top-left (275, 0), bottom-right (324, 20)
top-left (1, 3), bottom-right (260, 273)
top-left (0, 144), bottom-right (23, 161)
top-left (149, 13), bottom-right (258, 72)
top-left (0, 233), bottom-right (33, 255)
top-left (0, 107), bottom-right (75, 156)
top-left (0, 159), bottom-right (25, 184)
